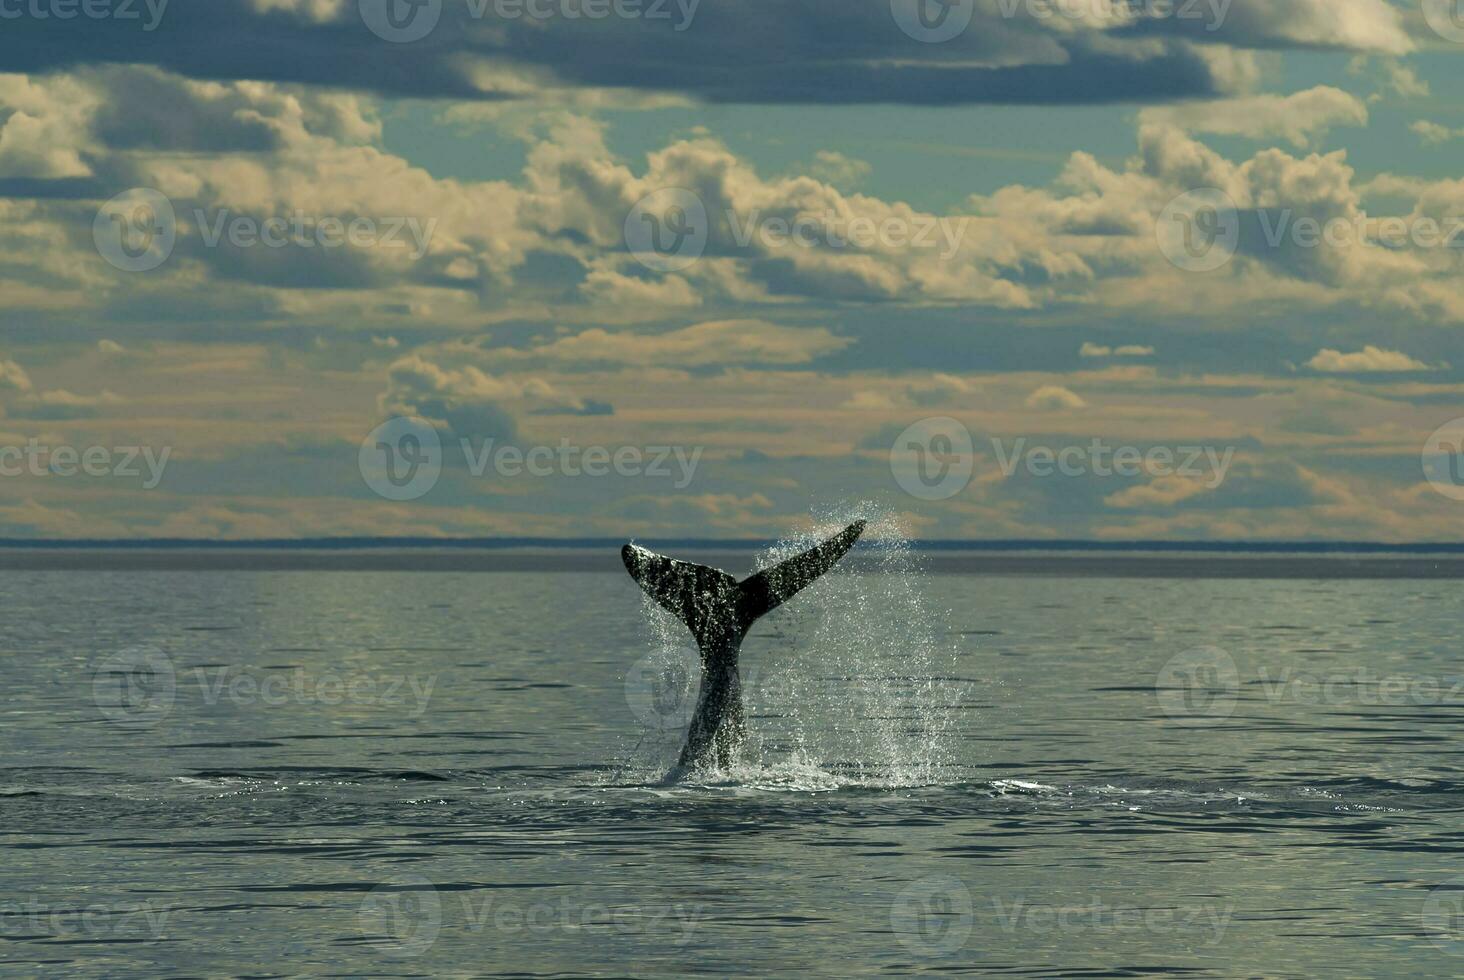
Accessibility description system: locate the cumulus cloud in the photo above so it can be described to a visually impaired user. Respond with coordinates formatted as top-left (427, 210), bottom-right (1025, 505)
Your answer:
top-left (1411, 120), bottom-right (1462, 145)
top-left (519, 319), bottom-right (848, 367)
top-left (1025, 385), bottom-right (1087, 410)
top-left (0, 73), bottom-right (100, 179)
top-left (1105, 475), bottom-right (1213, 509)
top-left (0, 0), bottom-right (1274, 106)
top-left (1305, 346), bottom-right (1434, 373)
top-left (1139, 87), bottom-right (1368, 148)
top-left (908, 373), bottom-right (974, 407)
top-left (380, 354), bottom-right (586, 439)
top-left (807, 151), bottom-right (871, 190)
top-left (1081, 343), bottom-right (1155, 358)
top-left (1132, 0), bottom-right (1411, 56)
top-left (0, 356), bottom-right (33, 393)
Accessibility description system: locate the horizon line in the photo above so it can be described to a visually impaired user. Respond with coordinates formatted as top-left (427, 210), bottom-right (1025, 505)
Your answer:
top-left (0, 537), bottom-right (1461, 554)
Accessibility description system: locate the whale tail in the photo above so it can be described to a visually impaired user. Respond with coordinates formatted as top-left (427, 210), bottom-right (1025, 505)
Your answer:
top-left (622, 520), bottom-right (868, 771)
top-left (621, 520), bottom-right (867, 646)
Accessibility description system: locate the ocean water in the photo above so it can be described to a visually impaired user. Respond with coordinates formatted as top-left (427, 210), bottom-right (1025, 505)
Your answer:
top-left (2, 556), bottom-right (1463, 977)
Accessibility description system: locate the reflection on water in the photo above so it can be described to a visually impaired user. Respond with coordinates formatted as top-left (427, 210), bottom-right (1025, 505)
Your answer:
top-left (1, 567), bottom-right (1462, 976)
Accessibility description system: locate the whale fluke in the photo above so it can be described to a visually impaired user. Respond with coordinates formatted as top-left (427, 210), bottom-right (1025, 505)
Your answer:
top-left (622, 520), bottom-right (867, 772)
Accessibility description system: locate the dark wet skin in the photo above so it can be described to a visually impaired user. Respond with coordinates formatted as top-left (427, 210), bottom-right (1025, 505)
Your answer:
top-left (622, 521), bottom-right (867, 772)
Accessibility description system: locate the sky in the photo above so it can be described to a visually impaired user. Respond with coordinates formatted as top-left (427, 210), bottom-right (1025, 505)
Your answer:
top-left (0, 0), bottom-right (1463, 541)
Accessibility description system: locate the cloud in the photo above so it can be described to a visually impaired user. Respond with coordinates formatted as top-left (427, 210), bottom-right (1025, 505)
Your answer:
top-left (807, 151), bottom-right (870, 190)
top-left (1081, 343), bottom-right (1156, 358)
top-left (1305, 346), bottom-right (1434, 373)
top-left (14, 389), bottom-right (125, 420)
top-left (380, 354), bottom-right (585, 439)
top-left (908, 373), bottom-right (974, 407)
top-left (1129, 0), bottom-right (1411, 56)
top-left (520, 319), bottom-right (848, 367)
top-left (1105, 475), bottom-right (1213, 509)
top-left (609, 492), bottom-right (775, 533)
top-left (1382, 61), bottom-right (1429, 99)
top-left (1025, 385), bottom-right (1087, 410)
top-left (1138, 87), bottom-right (1368, 148)
top-left (0, 357), bottom-right (32, 393)
top-left (0, 0), bottom-right (1406, 108)
top-left (1411, 120), bottom-right (1462, 145)
top-left (0, 73), bottom-right (101, 179)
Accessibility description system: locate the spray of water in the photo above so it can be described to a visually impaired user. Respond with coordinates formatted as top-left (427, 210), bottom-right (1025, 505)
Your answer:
top-left (619, 507), bottom-right (961, 790)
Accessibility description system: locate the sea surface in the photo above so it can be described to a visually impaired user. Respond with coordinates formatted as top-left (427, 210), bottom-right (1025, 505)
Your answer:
top-left (2, 550), bottom-right (1463, 977)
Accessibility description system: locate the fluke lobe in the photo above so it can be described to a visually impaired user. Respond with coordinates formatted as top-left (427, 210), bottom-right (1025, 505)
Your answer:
top-left (622, 521), bottom-right (867, 773)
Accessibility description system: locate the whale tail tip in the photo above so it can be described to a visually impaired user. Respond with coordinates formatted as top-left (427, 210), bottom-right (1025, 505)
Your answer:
top-left (621, 521), bottom-right (868, 640)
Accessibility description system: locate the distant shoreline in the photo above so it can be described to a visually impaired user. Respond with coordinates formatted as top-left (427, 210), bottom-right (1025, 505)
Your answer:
top-left (0, 547), bottom-right (1461, 577)
top-left (0, 538), bottom-right (1461, 553)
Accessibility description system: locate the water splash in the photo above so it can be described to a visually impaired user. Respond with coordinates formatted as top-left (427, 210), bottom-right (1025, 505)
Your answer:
top-left (619, 507), bottom-right (962, 789)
